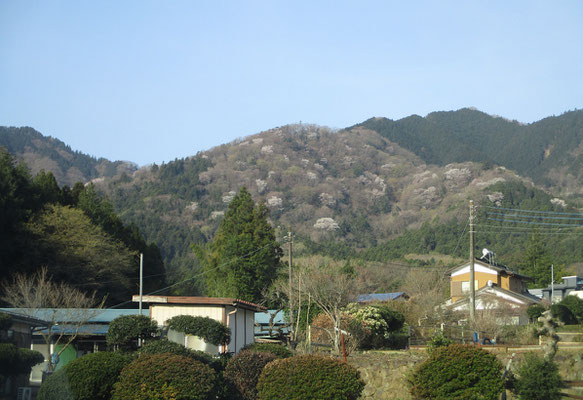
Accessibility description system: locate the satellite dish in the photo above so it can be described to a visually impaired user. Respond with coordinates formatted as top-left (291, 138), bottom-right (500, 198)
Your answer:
top-left (482, 248), bottom-right (492, 258)
top-left (487, 280), bottom-right (493, 287)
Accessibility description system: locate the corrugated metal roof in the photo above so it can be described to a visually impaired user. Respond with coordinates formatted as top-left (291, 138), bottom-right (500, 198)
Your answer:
top-left (0, 308), bottom-right (145, 323)
top-left (356, 292), bottom-right (408, 302)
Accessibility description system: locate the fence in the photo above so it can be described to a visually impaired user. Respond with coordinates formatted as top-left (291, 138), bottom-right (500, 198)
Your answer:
top-left (409, 324), bottom-right (492, 346)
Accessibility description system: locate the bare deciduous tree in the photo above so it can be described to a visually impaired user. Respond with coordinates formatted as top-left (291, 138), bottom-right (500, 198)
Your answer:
top-left (299, 259), bottom-right (360, 353)
top-left (400, 268), bottom-right (449, 325)
top-left (1, 267), bottom-right (104, 371)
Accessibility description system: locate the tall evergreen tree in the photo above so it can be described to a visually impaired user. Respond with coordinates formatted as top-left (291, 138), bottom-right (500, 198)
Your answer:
top-left (194, 187), bottom-right (283, 303)
top-left (521, 232), bottom-right (562, 287)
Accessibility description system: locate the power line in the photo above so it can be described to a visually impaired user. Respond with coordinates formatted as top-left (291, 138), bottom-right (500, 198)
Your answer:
top-left (486, 217), bottom-right (583, 227)
top-left (484, 205), bottom-right (583, 216)
top-left (486, 211), bottom-right (583, 221)
top-left (452, 217), bottom-right (469, 255)
top-left (107, 241), bottom-right (278, 309)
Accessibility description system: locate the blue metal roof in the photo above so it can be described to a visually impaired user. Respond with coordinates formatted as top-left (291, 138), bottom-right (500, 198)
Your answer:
top-left (255, 310), bottom-right (286, 325)
top-left (0, 308), bottom-right (146, 324)
top-left (356, 292), bottom-right (408, 302)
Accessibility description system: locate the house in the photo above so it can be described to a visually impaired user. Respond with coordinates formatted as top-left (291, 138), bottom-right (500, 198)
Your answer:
top-left (0, 308), bottom-right (146, 385)
top-left (448, 258), bottom-right (533, 303)
top-left (134, 295), bottom-right (266, 354)
top-left (0, 310), bottom-right (45, 400)
top-left (356, 292), bottom-right (409, 303)
top-left (530, 275), bottom-right (583, 303)
top-left (445, 258), bottom-right (540, 324)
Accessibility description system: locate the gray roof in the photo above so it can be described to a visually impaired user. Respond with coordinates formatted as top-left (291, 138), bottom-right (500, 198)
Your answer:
top-left (357, 292), bottom-right (409, 302)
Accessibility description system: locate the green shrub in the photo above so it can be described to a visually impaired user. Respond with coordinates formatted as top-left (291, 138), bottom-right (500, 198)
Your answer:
top-left (112, 353), bottom-right (217, 400)
top-left (139, 338), bottom-right (222, 371)
top-left (514, 353), bottom-right (562, 400)
top-left (69, 352), bottom-right (133, 400)
top-left (257, 355), bottom-right (365, 400)
top-left (550, 304), bottom-right (577, 325)
top-left (527, 304), bottom-right (546, 322)
top-left (409, 344), bottom-right (504, 400)
top-left (560, 295), bottom-right (583, 322)
top-left (427, 332), bottom-right (453, 352)
top-left (106, 314), bottom-right (159, 350)
top-left (344, 303), bottom-right (405, 350)
top-left (37, 369), bottom-right (74, 400)
top-left (166, 315), bottom-right (231, 346)
top-left (0, 343), bottom-right (44, 375)
top-left (241, 342), bottom-right (293, 359)
top-left (0, 312), bottom-right (11, 331)
top-left (224, 350), bottom-right (277, 400)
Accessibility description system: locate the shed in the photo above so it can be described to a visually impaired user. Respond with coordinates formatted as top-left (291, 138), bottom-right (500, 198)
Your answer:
top-left (133, 295), bottom-right (266, 354)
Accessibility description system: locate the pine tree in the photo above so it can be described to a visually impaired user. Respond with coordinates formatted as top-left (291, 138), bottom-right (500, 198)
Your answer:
top-left (195, 187), bottom-right (283, 303)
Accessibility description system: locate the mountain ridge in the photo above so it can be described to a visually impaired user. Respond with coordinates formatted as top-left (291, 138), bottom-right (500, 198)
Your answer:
top-left (3, 107), bottom-right (583, 288)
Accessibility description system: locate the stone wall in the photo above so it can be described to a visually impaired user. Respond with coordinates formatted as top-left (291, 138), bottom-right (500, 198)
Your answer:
top-left (345, 348), bottom-right (583, 400)
top-left (347, 351), bottom-right (427, 400)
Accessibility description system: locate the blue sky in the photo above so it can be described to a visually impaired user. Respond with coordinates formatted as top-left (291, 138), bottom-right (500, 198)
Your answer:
top-left (1, 1), bottom-right (582, 166)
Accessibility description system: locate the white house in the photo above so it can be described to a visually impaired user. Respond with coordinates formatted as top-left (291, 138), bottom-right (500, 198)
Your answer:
top-left (133, 295), bottom-right (266, 353)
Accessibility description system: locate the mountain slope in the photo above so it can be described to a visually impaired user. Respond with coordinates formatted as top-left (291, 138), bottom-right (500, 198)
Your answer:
top-left (356, 108), bottom-right (583, 196)
top-left (0, 126), bottom-right (137, 186)
top-left (96, 123), bottom-right (563, 282)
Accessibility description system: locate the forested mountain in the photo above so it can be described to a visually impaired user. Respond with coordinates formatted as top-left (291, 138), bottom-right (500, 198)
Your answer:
top-left (357, 108), bottom-right (583, 197)
top-left (0, 149), bottom-right (165, 305)
top-left (4, 108), bottom-right (583, 294)
top-left (0, 126), bottom-right (137, 186)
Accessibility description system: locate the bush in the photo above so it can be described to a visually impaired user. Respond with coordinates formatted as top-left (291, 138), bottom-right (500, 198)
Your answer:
top-left (0, 343), bottom-right (44, 375)
top-left (344, 303), bottom-right (405, 350)
top-left (241, 342), bottom-right (293, 359)
top-left (224, 350), bottom-right (277, 400)
top-left (166, 315), bottom-right (231, 346)
top-left (550, 304), bottom-right (577, 325)
top-left (514, 353), bottom-right (562, 400)
top-left (0, 312), bottom-right (11, 331)
top-left (106, 314), bottom-right (159, 350)
top-left (67, 352), bottom-right (133, 400)
top-left (112, 353), bottom-right (217, 400)
top-left (37, 369), bottom-right (73, 400)
top-left (527, 304), bottom-right (546, 322)
top-left (427, 332), bottom-right (453, 352)
top-left (257, 355), bottom-right (365, 400)
top-left (560, 295), bottom-right (583, 322)
top-left (139, 338), bottom-right (222, 371)
top-left (409, 344), bottom-right (504, 400)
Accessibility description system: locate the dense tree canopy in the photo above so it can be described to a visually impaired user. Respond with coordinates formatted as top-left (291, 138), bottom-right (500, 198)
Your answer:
top-left (194, 187), bottom-right (282, 302)
top-left (0, 148), bottom-right (165, 305)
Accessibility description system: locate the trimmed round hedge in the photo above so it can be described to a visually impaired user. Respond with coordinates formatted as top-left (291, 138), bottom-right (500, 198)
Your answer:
top-left (112, 353), bottom-right (217, 400)
top-left (0, 343), bottom-right (44, 375)
top-left (107, 314), bottom-right (158, 350)
top-left (37, 351), bottom-right (134, 400)
top-left (139, 338), bottom-right (222, 371)
top-left (241, 342), bottom-right (293, 359)
top-left (37, 369), bottom-right (73, 400)
top-left (166, 315), bottom-right (231, 346)
top-left (409, 344), bottom-right (504, 400)
top-left (224, 350), bottom-right (277, 400)
top-left (257, 355), bottom-right (365, 400)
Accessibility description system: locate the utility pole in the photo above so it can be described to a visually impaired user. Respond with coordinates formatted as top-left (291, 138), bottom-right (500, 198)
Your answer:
top-left (139, 253), bottom-right (144, 316)
top-left (551, 264), bottom-right (555, 304)
top-left (288, 228), bottom-right (293, 339)
top-left (469, 200), bottom-right (476, 322)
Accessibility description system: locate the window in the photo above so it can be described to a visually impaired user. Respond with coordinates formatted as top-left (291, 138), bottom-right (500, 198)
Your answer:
top-left (461, 280), bottom-right (479, 293)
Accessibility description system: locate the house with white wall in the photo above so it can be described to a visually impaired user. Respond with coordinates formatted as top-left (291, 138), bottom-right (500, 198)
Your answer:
top-left (133, 295), bottom-right (266, 353)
